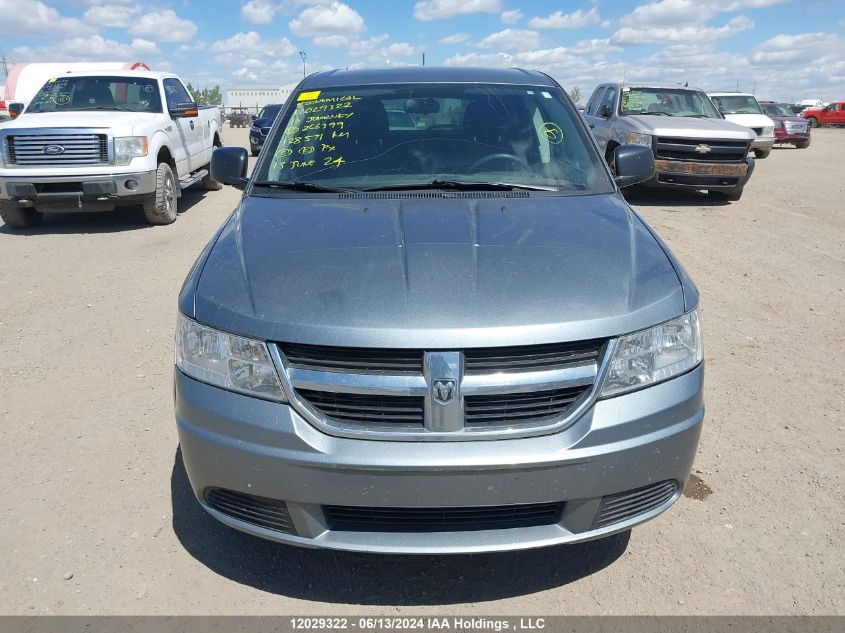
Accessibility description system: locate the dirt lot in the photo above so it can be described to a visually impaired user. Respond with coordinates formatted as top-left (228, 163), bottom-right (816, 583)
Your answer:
top-left (1, 127), bottom-right (843, 615)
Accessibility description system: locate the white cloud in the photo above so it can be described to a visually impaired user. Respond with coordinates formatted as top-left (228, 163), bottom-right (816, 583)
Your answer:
top-left (0, 0), bottom-right (94, 36)
top-left (477, 28), bottom-right (540, 52)
top-left (383, 42), bottom-right (423, 57)
top-left (528, 7), bottom-right (600, 30)
top-left (612, 15), bottom-right (753, 45)
top-left (439, 32), bottom-right (471, 45)
top-left (500, 9), bottom-right (522, 24)
top-left (413, 0), bottom-right (502, 21)
top-left (241, 0), bottom-right (277, 25)
top-left (13, 35), bottom-right (160, 62)
top-left (289, 2), bottom-right (365, 37)
top-left (129, 9), bottom-right (198, 43)
top-left (623, 0), bottom-right (784, 28)
top-left (84, 3), bottom-right (142, 29)
top-left (752, 32), bottom-right (845, 65)
top-left (210, 31), bottom-right (298, 57)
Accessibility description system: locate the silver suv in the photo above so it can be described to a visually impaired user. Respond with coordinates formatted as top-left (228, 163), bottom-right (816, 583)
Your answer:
top-left (585, 82), bottom-right (756, 201)
top-left (175, 67), bottom-right (705, 554)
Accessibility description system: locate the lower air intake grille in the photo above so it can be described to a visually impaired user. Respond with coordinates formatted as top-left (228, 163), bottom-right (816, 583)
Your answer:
top-left (593, 480), bottom-right (678, 529)
top-left (464, 386), bottom-right (589, 428)
top-left (204, 488), bottom-right (296, 535)
top-left (325, 502), bottom-right (563, 532)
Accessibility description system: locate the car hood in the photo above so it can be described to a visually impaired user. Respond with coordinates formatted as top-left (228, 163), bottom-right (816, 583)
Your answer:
top-left (194, 193), bottom-right (686, 348)
top-left (0, 111), bottom-right (160, 136)
top-left (625, 114), bottom-right (756, 140)
top-left (770, 114), bottom-right (807, 124)
top-left (252, 117), bottom-right (273, 129)
top-left (720, 113), bottom-right (775, 128)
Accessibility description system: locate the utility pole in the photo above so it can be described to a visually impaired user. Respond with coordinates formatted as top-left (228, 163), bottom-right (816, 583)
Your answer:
top-left (299, 51), bottom-right (307, 78)
top-left (422, 52), bottom-right (425, 66)
top-left (1, 53), bottom-right (9, 83)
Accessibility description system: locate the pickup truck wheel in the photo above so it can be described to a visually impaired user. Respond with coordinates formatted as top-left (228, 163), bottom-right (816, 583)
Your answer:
top-left (753, 149), bottom-right (770, 159)
top-left (795, 139), bottom-right (810, 149)
top-left (143, 163), bottom-right (178, 225)
top-left (0, 201), bottom-right (43, 229)
top-left (806, 117), bottom-right (818, 128)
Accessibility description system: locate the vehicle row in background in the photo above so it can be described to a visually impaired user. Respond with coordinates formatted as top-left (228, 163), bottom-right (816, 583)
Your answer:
top-left (708, 93), bottom-right (775, 159)
top-left (249, 103), bottom-right (283, 156)
top-left (227, 107), bottom-right (252, 128)
top-left (584, 82), bottom-right (756, 201)
top-left (801, 101), bottom-right (845, 128)
top-left (0, 70), bottom-right (223, 229)
top-left (759, 102), bottom-right (811, 148)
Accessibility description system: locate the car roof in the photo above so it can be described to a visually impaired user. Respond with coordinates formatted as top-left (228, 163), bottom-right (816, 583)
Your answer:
top-left (708, 92), bottom-right (755, 97)
top-left (604, 82), bottom-right (706, 92)
top-left (46, 70), bottom-right (178, 80)
top-left (299, 66), bottom-right (556, 89)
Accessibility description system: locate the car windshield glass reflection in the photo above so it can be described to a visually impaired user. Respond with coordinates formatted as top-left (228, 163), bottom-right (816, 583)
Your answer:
top-left (253, 83), bottom-right (614, 194)
top-left (620, 88), bottom-right (721, 118)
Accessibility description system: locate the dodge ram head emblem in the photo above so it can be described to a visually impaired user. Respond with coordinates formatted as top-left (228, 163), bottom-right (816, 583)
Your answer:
top-left (432, 380), bottom-right (456, 404)
top-left (42, 145), bottom-right (66, 155)
top-left (693, 144), bottom-right (712, 154)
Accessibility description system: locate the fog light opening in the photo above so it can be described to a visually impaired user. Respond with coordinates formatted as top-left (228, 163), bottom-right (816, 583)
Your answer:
top-left (125, 179), bottom-right (139, 191)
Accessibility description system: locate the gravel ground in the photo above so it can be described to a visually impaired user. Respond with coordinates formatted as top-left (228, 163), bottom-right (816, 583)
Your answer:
top-left (1, 127), bottom-right (842, 615)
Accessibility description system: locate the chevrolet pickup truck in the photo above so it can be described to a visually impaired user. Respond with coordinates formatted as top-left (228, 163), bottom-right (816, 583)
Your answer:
top-left (801, 101), bottom-right (845, 128)
top-left (0, 70), bottom-right (223, 228)
top-left (175, 67), bottom-right (705, 554)
top-left (585, 82), bottom-right (756, 201)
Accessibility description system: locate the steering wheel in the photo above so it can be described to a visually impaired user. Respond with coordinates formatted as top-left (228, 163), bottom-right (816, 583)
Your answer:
top-left (470, 153), bottom-right (530, 172)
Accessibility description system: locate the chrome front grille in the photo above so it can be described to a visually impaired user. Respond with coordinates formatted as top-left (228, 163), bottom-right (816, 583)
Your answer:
top-left (654, 137), bottom-right (750, 162)
top-left (273, 339), bottom-right (607, 440)
top-left (6, 134), bottom-right (108, 166)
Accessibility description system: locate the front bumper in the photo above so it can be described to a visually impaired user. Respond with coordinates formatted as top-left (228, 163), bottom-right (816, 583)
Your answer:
top-left (0, 169), bottom-right (157, 209)
top-left (774, 128), bottom-right (810, 143)
top-left (751, 137), bottom-right (775, 152)
top-left (175, 363), bottom-right (705, 554)
top-left (648, 158), bottom-right (753, 191)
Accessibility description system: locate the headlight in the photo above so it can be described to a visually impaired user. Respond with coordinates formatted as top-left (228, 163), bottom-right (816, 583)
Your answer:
top-left (175, 314), bottom-right (286, 401)
top-left (114, 136), bottom-right (148, 166)
top-left (762, 126), bottom-right (774, 137)
top-left (600, 309), bottom-right (702, 397)
top-left (626, 132), bottom-right (652, 146)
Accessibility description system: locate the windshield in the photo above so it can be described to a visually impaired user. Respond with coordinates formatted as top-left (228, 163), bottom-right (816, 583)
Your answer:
top-left (710, 95), bottom-right (763, 115)
top-left (253, 83), bottom-right (613, 193)
top-left (762, 103), bottom-right (791, 117)
top-left (258, 104), bottom-right (283, 120)
top-left (620, 87), bottom-right (721, 118)
top-left (27, 76), bottom-right (162, 113)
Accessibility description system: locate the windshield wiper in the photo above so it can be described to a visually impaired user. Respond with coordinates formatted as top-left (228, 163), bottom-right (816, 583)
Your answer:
top-left (364, 179), bottom-right (558, 192)
top-left (637, 111), bottom-right (670, 116)
top-left (76, 106), bottom-right (135, 112)
top-left (252, 180), bottom-right (354, 193)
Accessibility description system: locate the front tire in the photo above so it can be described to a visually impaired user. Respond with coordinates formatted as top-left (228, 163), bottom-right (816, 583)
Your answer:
top-left (795, 138), bottom-right (810, 149)
top-left (143, 163), bottom-right (178, 225)
top-left (806, 117), bottom-right (818, 128)
top-left (0, 201), bottom-right (43, 228)
top-left (753, 149), bottom-right (770, 159)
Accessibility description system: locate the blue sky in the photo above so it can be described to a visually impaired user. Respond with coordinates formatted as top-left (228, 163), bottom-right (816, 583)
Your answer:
top-left (1, 1), bottom-right (844, 102)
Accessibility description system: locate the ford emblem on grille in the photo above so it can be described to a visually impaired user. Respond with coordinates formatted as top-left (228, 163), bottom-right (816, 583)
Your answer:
top-left (432, 380), bottom-right (456, 404)
top-left (693, 144), bottom-right (712, 154)
top-left (42, 145), bottom-right (66, 155)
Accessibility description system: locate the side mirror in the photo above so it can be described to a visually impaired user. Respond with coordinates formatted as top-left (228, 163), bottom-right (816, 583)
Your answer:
top-left (599, 104), bottom-right (612, 119)
top-left (170, 101), bottom-right (199, 118)
top-left (211, 147), bottom-right (249, 190)
top-left (614, 145), bottom-right (655, 188)
top-left (251, 114), bottom-right (257, 121)
top-left (9, 103), bottom-right (24, 118)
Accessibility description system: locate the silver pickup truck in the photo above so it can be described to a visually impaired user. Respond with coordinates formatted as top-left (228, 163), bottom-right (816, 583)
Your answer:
top-left (584, 82), bottom-right (757, 201)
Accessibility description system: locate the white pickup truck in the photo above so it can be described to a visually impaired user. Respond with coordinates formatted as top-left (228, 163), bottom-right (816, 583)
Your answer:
top-left (0, 70), bottom-right (223, 228)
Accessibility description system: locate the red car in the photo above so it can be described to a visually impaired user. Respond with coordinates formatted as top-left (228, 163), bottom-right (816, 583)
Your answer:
top-left (759, 101), bottom-right (811, 148)
top-left (801, 101), bottom-right (845, 128)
